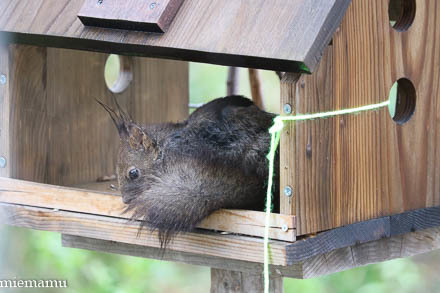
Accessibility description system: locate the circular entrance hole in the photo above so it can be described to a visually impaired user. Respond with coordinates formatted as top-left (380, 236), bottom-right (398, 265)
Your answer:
top-left (104, 54), bottom-right (133, 93)
top-left (388, 78), bottom-right (416, 124)
top-left (388, 0), bottom-right (416, 32)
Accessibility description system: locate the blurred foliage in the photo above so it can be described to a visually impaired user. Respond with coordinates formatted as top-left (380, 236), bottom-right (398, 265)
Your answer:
top-left (1, 61), bottom-right (439, 293)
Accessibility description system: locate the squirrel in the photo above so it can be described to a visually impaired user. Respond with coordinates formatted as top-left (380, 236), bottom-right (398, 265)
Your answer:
top-left (99, 95), bottom-right (279, 247)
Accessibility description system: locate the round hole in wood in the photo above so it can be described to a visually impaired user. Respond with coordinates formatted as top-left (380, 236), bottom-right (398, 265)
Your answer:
top-left (388, 78), bottom-right (416, 124)
top-left (388, 0), bottom-right (416, 32)
top-left (104, 54), bottom-right (133, 93)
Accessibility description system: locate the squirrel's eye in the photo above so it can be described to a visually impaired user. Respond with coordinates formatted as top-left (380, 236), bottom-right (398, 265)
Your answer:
top-left (127, 167), bottom-right (140, 180)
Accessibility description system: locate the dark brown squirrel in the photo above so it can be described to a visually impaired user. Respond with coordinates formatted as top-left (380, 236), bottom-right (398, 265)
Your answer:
top-left (100, 95), bottom-right (279, 247)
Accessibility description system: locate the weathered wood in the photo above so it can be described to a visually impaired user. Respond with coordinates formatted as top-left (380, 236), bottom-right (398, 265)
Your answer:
top-left (390, 206), bottom-right (440, 236)
top-left (60, 226), bottom-right (440, 279)
top-left (279, 72), bottom-right (301, 215)
top-left (0, 203), bottom-right (289, 266)
top-left (0, 0), bottom-right (351, 72)
top-left (302, 226), bottom-right (440, 279)
top-left (61, 234), bottom-right (304, 278)
top-left (210, 268), bottom-right (283, 293)
top-left (78, 0), bottom-right (184, 33)
top-left (280, 0), bottom-right (440, 235)
top-left (5, 44), bottom-right (188, 186)
top-left (0, 44), bottom-right (10, 178)
top-left (0, 177), bottom-right (296, 241)
top-left (227, 67), bottom-right (239, 96)
top-left (248, 69), bottom-right (264, 110)
top-left (286, 217), bottom-right (389, 264)
top-left (285, 205), bottom-right (440, 264)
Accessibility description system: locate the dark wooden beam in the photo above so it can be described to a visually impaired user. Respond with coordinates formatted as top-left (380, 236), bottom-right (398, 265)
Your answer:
top-left (286, 205), bottom-right (440, 264)
top-left (78, 0), bottom-right (185, 33)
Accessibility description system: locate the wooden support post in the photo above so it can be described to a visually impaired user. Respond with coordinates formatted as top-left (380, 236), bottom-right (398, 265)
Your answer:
top-left (210, 268), bottom-right (283, 293)
top-left (0, 44), bottom-right (10, 178)
top-left (248, 69), bottom-right (264, 110)
top-left (227, 67), bottom-right (240, 96)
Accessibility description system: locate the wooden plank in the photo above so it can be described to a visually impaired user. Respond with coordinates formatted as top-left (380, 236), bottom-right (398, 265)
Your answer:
top-left (287, 205), bottom-right (440, 264)
top-left (0, 203), bottom-right (289, 266)
top-left (390, 206), bottom-right (440, 236)
top-left (210, 268), bottom-right (283, 293)
top-left (281, 0), bottom-right (440, 235)
top-left (61, 226), bottom-right (440, 280)
top-left (78, 0), bottom-right (185, 33)
top-left (0, 0), bottom-right (352, 72)
top-left (302, 226), bottom-right (440, 279)
top-left (286, 217), bottom-right (390, 264)
top-left (61, 234), bottom-right (304, 278)
top-left (8, 45), bottom-right (49, 183)
top-left (0, 44), bottom-right (10, 178)
top-left (5, 44), bottom-right (188, 187)
top-left (0, 177), bottom-right (296, 241)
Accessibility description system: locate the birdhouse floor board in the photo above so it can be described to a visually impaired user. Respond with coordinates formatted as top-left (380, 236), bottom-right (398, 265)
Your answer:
top-left (0, 203), bottom-right (289, 266)
top-left (60, 227), bottom-right (440, 279)
top-left (1, 176), bottom-right (439, 271)
top-left (0, 177), bottom-right (296, 242)
top-left (61, 234), bottom-right (304, 278)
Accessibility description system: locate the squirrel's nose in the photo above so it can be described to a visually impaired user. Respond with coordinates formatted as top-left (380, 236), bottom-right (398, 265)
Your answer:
top-left (122, 196), bottom-right (131, 204)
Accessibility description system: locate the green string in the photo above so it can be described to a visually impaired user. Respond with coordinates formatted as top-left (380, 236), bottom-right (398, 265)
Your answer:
top-left (263, 100), bottom-right (390, 293)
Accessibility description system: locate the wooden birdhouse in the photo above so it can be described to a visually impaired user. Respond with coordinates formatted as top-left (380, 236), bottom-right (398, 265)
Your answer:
top-left (1, 0), bottom-right (439, 291)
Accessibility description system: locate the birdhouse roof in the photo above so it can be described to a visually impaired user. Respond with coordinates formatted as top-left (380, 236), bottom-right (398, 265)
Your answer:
top-left (0, 0), bottom-right (351, 72)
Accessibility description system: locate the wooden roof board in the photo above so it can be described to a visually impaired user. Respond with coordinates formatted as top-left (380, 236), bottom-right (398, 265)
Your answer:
top-left (0, 0), bottom-right (351, 72)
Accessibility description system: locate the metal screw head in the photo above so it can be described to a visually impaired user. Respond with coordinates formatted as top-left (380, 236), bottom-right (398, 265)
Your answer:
top-left (283, 103), bottom-right (292, 114)
top-left (283, 186), bottom-right (292, 197)
top-left (0, 157), bottom-right (6, 168)
top-left (97, 0), bottom-right (103, 4)
top-left (149, 2), bottom-right (157, 9)
top-left (281, 224), bottom-right (289, 232)
top-left (0, 74), bottom-right (6, 85)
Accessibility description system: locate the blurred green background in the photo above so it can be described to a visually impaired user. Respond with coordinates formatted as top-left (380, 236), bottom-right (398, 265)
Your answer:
top-left (1, 59), bottom-right (439, 293)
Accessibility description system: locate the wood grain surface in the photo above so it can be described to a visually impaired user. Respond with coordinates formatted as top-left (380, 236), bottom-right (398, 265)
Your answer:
top-left (78, 0), bottom-right (185, 33)
top-left (0, 203), bottom-right (289, 266)
top-left (280, 0), bottom-right (440, 235)
top-left (0, 177), bottom-right (296, 241)
top-left (61, 226), bottom-right (440, 279)
top-left (61, 234), bottom-right (304, 277)
top-left (210, 268), bottom-right (283, 293)
top-left (0, 0), bottom-right (351, 72)
top-left (0, 45), bottom-right (10, 178)
top-left (5, 44), bottom-right (188, 187)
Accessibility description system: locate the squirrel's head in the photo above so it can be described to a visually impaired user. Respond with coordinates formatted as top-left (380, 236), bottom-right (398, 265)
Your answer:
top-left (97, 100), bottom-right (159, 205)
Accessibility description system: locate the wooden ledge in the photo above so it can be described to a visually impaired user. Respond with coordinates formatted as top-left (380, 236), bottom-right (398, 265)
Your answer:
top-left (0, 177), bottom-right (296, 242)
top-left (0, 203), bottom-right (289, 266)
top-left (1, 177), bottom-right (439, 274)
top-left (61, 226), bottom-right (440, 279)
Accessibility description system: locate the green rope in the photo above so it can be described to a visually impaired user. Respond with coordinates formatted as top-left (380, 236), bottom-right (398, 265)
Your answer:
top-left (263, 100), bottom-right (390, 293)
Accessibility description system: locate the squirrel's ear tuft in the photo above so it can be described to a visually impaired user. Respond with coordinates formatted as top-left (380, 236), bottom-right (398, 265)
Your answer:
top-left (126, 123), bottom-right (156, 151)
top-left (96, 97), bottom-right (131, 138)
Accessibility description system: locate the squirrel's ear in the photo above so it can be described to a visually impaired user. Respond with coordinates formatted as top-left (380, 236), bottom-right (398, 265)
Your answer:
top-left (127, 124), bottom-right (156, 151)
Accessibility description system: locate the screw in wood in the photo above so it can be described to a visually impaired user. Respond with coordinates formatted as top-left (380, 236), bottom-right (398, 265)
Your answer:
top-left (0, 74), bottom-right (6, 85)
top-left (149, 2), bottom-right (157, 9)
top-left (0, 157), bottom-right (6, 168)
top-left (283, 103), bottom-right (292, 114)
top-left (281, 224), bottom-right (288, 232)
top-left (283, 186), bottom-right (292, 197)
top-left (97, 0), bottom-right (103, 4)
